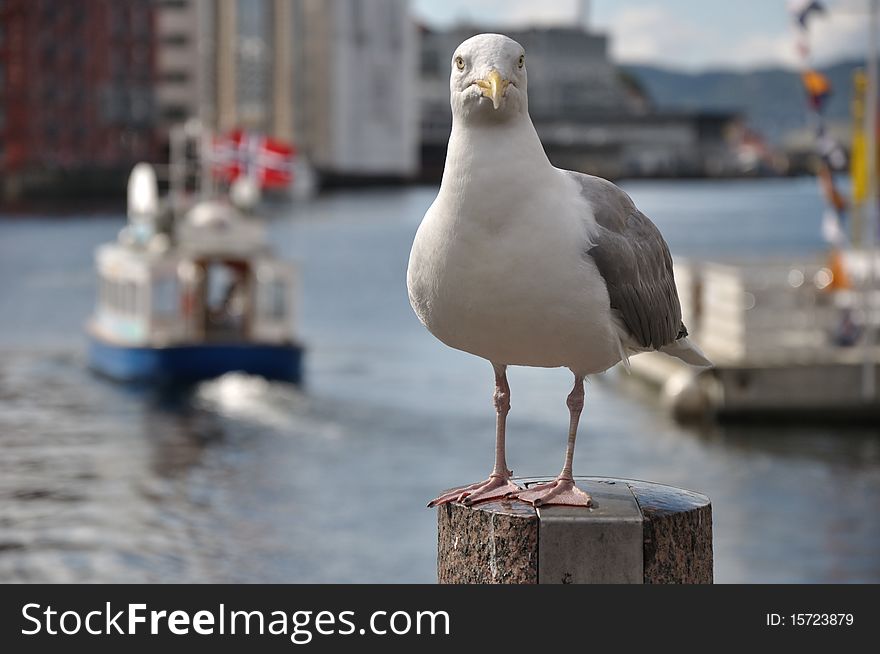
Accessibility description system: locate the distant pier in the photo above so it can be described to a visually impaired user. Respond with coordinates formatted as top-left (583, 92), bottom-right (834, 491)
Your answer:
top-left (632, 256), bottom-right (880, 421)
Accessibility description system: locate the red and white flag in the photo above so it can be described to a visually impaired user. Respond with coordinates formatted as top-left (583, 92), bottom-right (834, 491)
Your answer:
top-left (211, 129), bottom-right (295, 189)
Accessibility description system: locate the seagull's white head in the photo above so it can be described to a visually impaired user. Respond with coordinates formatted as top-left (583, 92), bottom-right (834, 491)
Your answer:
top-left (449, 33), bottom-right (528, 124)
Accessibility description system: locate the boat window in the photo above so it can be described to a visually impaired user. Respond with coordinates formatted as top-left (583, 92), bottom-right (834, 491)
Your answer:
top-left (115, 281), bottom-right (123, 314)
top-left (265, 279), bottom-right (286, 321)
top-left (135, 282), bottom-right (144, 317)
top-left (125, 281), bottom-right (137, 316)
top-left (114, 281), bottom-right (123, 314)
top-left (110, 280), bottom-right (120, 313)
top-left (204, 262), bottom-right (249, 340)
top-left (152, 276), bottom-right (177, 317)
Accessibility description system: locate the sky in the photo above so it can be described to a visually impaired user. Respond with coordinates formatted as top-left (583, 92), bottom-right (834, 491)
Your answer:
top-left (412, 0), bottom-right (874, 71)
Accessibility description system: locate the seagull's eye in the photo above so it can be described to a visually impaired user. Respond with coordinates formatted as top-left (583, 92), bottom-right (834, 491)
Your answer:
top-left (518, 55), bottom-right (525, 69)
top-left (455, 56), bottom-right (465, 71)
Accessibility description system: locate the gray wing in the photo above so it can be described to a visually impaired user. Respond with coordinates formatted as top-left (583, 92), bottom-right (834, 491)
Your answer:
top-left (569, 171), bottom-right (684, 350)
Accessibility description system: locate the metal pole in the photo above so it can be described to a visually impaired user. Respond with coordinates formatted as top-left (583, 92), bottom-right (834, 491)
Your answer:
top-left (863, 0), bottom-right (878, 400)
top-left (169, 124), bottom-right (184, 217)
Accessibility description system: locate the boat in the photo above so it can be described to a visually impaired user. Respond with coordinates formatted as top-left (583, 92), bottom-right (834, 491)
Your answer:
top-left (87, 161), bottom-right (304, 384)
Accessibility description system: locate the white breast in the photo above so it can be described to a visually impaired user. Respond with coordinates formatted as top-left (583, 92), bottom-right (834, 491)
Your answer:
top-left (407, 166), bottom-right (624, 375)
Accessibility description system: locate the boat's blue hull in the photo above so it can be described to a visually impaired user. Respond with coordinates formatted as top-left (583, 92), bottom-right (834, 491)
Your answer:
top-left (88, 336), bottom-right (304, 384)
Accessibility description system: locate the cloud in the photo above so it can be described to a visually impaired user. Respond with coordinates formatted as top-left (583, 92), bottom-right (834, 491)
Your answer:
top-left (732, 33), bottom-right (800, 69)
top-left (716, 8), bottom-right (869, 69)
top-left (505, 0), bottom-right (581, 26)
top-left (603, 6), bottom-right (725, 68)
top-left (412, 0), bottom-right (581, 29)
top-left (603, 2), bottom-right (870, 70)
top-left (413, 0), bottom-right (871, 70)
top-left (795, 9), bottom-right (869, 65)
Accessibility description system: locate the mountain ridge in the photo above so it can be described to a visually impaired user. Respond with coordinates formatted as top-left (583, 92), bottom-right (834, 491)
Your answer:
top-left (622, 59), bottom-right (863, 144)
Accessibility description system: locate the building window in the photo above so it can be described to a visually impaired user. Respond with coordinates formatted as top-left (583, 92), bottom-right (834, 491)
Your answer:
top-left (162, 105), bottom-right (189, 122)
top-left (131, 3), bottom-right (150, 38)
top-left (421, 50), bottom-right (439, 75)
top-left (44, 123), bottom-right (59, 144)
top-left (160, 33), bottom-right (189, 47)
top-left (109, 3), bottom-right (127, 36)
top-left (161, 70), bottom-right (190, 84)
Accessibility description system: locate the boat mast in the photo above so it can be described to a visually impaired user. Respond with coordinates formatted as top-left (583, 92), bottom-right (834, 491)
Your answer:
top-left (863, 0), bottom-right (878, 400)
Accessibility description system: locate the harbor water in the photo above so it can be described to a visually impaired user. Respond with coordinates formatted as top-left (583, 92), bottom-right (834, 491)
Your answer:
top-left (1, 178), bottom-right (878, 583)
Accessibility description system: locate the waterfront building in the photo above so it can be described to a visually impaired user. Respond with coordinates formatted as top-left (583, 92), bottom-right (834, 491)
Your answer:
top-left (0, 0), bottom-right (157, 198)
top-left (294, 0), bottom-right (418, 181)
top-left (0, 0), bottom-right (418, 199)
top-left (154, 0), bottom-right (203, 130)
top-left (159, 0), bottom-right (417, 182)
top-left (419, 25), bottom-right (737, 179)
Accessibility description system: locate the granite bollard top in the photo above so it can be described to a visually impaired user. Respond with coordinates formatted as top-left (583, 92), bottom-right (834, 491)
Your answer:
top-left (437, 477), bottom-right (712, 584)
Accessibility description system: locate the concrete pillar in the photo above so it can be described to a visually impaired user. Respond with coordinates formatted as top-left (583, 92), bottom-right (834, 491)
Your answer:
top-left (215, 0), bottom-right (238, 132)
top-left (437, 477), bottom-right (712, 584)
top-left (271, 0), bottom-right (294, 142)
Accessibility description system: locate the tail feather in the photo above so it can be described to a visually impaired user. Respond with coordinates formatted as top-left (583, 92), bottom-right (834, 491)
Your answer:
top-left (660, 337), bottom-right (713, 368)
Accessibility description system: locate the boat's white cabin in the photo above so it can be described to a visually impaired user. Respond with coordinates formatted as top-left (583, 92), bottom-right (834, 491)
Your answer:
top-left (91, 200), bottom-right (296, 348)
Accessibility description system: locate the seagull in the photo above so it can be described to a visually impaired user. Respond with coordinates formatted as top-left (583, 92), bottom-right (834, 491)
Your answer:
top-left (407, 33), bottom-right (711, 508)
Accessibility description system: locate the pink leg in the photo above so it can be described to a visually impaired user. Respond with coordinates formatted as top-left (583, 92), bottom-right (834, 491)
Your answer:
top-left (513, 375), bottom-right (592, 508)
top-left (428, 364), bottom-right (522, 507)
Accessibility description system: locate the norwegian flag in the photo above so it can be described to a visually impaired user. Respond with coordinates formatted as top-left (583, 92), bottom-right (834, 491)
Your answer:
top-left (211, 129), bottom-right (295, 189)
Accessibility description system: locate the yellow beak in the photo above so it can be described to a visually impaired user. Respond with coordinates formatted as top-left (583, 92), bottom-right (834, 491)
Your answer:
top-left (475, 69), bottom-right (509, 110)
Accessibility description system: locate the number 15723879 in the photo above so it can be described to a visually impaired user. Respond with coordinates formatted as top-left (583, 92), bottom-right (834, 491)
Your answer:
top-left (766, 614), bottom-right (854, 627)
